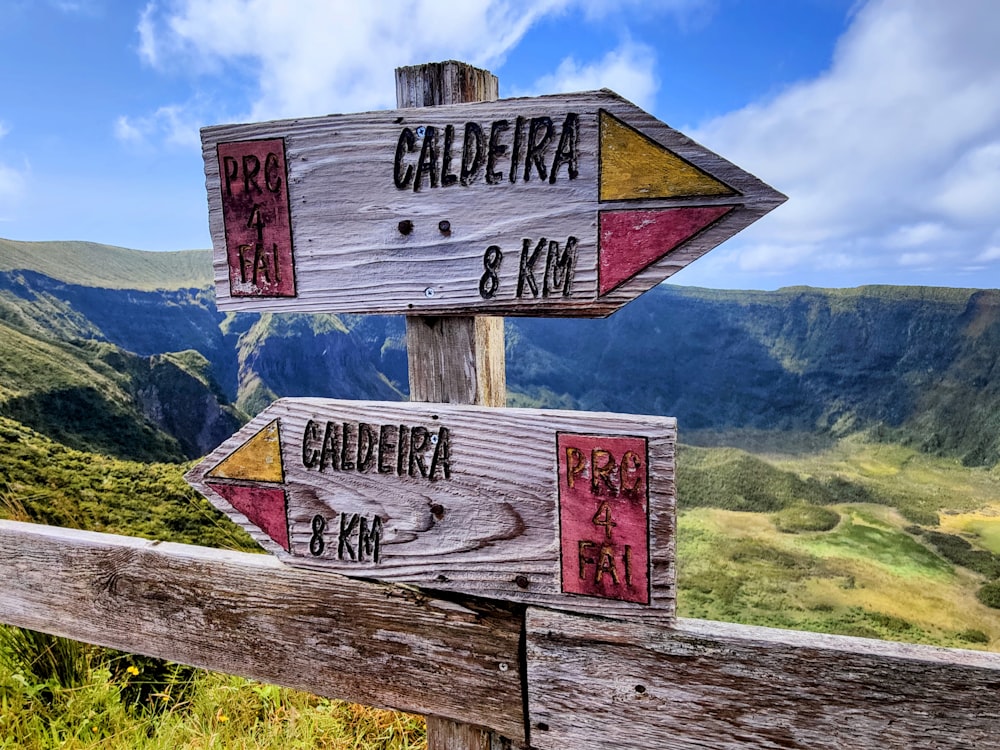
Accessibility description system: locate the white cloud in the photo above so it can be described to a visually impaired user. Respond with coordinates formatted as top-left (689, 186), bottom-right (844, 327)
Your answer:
top-left (885, 222), bottom-right (948, 249)
top-left (934, 140), bottom-right (1000, 223)
top-left (899, 252), bottom-right (936, 268)
top-left (137, 2), bottom-right (158, 67)
top-left (693, 0), bottom-right (1000, 287)
top-left (0, 163), bottom-right (26, 220)
top-left (137, 0), bottom-right (571, 120)
top-left (114, 104), bottom-right (202, 149)
top-left (50, 0), bottom-right (102, 14)
top-left (977, 246), bottom-right (1000, 263)
top-left (515, 41), bottom-right (659, 112)
top-left (114, 115), bottom-right (144, 143)
top-left (737, 242), bottom-right (814, 273)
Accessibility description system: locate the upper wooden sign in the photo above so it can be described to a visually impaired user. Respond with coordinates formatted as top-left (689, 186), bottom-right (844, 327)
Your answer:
top-left (185, 398), bottom-right (677, 622)
top-left (201, 90), bottom-right (785, 317)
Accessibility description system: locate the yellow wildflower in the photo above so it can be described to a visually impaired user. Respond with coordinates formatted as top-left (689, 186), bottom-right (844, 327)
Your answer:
top-left (125, 665), bottom-right (140, 676)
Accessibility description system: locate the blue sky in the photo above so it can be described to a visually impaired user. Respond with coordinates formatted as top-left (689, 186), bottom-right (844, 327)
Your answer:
top-left (1, 0), bottom-right (999, 291)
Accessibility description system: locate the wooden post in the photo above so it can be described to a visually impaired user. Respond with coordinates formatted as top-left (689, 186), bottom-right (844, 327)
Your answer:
top-left (396, 61), bottom-right (514, 749)
top-left (396, 61), bottom-right (506, 409)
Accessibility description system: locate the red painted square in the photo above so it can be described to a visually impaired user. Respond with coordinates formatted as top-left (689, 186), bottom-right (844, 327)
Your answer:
top-left (218, 138), bottom-right (296, 298)
top-left (558, 433), bottom-right (650, 604)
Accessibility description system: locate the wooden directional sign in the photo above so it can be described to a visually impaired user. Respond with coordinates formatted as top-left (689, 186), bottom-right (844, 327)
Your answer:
top-left (185, 398), bottom-right (677, 621)
top-left (201, 90), bottom-right (785, 317)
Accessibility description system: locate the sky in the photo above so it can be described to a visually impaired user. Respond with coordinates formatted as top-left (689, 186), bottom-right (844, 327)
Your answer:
top-left (1, 0), bottom-right (999, 291)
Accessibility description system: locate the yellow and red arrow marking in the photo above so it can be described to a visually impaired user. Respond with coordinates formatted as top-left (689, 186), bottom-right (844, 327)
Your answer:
top-left (205, 418), bottom-right (290, 551)
top-left (597, 110), bottom-right (739, 296)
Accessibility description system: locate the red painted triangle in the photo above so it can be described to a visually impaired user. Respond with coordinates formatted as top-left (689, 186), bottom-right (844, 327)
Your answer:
top-left (598, 206), bottom-right (734, 296)
top-left (207, 482), bottom-right (290, 552)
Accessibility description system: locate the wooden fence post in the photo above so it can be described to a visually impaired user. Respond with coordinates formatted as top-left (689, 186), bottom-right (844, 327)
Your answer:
top-left (395, 61), bottom-right (515, 750)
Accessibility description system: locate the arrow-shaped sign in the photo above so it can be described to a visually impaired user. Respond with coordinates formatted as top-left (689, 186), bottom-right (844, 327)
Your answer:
top-left (185, 399), bottom-right (677, 622)
top-left (201, 90), bottom-right (784, 317)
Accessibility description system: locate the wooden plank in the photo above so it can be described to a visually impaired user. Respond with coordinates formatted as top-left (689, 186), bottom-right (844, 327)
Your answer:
top-left (184, 398), bottom-right (677, 623)
top-left (525, 608), bottom-right (1000, 749)
top-left (201, 90), bottom-right (785, 317)
top-left (0, 519), bottom-right (525, 741)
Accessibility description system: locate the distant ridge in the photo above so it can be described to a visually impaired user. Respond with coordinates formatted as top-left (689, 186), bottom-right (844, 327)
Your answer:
top-left (0, 237), bottom-right (212, 291)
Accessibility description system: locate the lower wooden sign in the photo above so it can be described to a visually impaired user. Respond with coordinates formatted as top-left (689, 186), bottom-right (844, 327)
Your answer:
top-left (185, 399), bottom-right (676, 621)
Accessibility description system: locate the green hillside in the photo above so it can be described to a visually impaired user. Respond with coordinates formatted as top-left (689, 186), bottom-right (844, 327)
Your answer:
top-left (509, 283), bottom-right (1000, 467)
top-left (6, 236), bottom-right (1000, 472)
top-left (0, 417), bottom-right (252, 549)
top-left (0, 317), bottom-right (243, 463)
top-left (0, 238), bottom-right (211, 291)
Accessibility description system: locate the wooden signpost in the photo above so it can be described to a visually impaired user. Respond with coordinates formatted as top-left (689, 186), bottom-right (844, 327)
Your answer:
top-left (185, 399), bottom-right (677, 622)
top-left (3, 60), bottom-right (1000, 750)
top-left (201, 89), bottom-right (785, 317)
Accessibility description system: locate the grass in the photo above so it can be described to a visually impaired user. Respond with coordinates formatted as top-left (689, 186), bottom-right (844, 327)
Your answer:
top-left (0, 417), bottom-right (254, 550)
top-left (676, 432), bottom-right (1000, 647)
top-left (677, 504), bottom-right (1000, 645)
top-left (761, 433), bottom-right (1000, 523)
top-left (938, 511), bottom-right (1000, 555)
top-left (772, 504), bottom-right (841, 533)
top-left (0, 626), bottom-right (426, 749)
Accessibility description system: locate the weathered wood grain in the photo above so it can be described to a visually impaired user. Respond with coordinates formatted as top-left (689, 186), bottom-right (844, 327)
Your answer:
top-left (201, 90), bottom-right (785, 317)
top-left (0, 520), bottom-right (524, 741)
top-left (396, 60), bottom-right (499, 109)
top-left (525, 608), bottom-right (1000, 749)
top-left (404, 301), bottom-right (506, 405)
top-left (184, 398), bottom-right (677, 623)
top-left (423, 717), bottom-right (519, 750)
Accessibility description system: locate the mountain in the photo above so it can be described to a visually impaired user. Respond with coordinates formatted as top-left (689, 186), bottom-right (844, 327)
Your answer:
top-left (4, 237), bottom-right (1000, 647)
top-left (0, 238), bottom-right (211, 290)
top-left (0, 239), bottom-right (405, 461)
top-left (509, 284), bottom-right (1000, 466)
top-left (3, 237), bottom-right (1000, 469)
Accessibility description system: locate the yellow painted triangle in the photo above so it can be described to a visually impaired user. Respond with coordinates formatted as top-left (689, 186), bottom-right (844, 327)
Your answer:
top-left (207, 419), bottom-right (284, 483)
top-left (600, 110), bottom-right (735, 201)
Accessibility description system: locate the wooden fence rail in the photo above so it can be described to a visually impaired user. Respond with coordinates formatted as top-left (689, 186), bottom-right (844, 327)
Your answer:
top-left (4, 519), bottom-right (1000, 748)
top-left (526, 608), bottom-right (1000, 749)
top-left (0, 520), bottom-right (525, 743)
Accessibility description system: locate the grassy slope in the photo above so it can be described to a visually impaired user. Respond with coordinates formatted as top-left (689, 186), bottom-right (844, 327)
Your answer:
top-left (0, 645), bottom-right (426, 750)
top-left (0, 238), bottom-right (211, 291)
top-left (0, 417), bottom-right (249, 549)
top-left (678, 436), bottom-right (1000, 648)
top-left (0, 319), bottom-right (195, 462)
